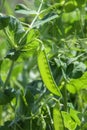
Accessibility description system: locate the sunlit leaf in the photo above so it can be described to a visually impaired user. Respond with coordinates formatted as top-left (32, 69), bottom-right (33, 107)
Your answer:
top-left (66, 72), bottom-right (87, 94)
top-left (70, 108), bottom-right (81, 126)
top-left (64, 1), bottom-right (77, 13)
top-left (62, 111), bottom-right (77, 130)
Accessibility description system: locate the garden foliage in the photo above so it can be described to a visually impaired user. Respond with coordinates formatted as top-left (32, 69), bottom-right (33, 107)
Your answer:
top-left (0, 0), bottom-right (87, 130)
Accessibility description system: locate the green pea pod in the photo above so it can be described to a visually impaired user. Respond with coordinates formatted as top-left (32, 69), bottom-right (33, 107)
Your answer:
top-left (53, 103), bottom-right (64, 130)
top-left (37, 50), bottom-right (62, 97)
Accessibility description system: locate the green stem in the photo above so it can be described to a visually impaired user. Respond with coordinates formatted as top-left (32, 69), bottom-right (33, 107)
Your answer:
top-left (0, 59), bottom-right (3, 77)
top-left (0, 0), bottom-right (5, 11)
top-left (19, 0), bottom-right (43, 44)
top-left (63, 82), bottom-right (67, 111)
top-left (30, 119), bottom-right (32, 130)
top-left (79, 10), bottom-right (85, 38)
top-left (0, 106), bottom-right (2, 125)
top-left (4, 60), bottom-right (14, 88)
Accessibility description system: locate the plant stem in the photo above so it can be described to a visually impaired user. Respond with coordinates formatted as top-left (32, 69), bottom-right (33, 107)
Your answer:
top-left (0, 59), bottom-right (3, 78)
top-left (19, 0), bottom-right (43, 44)
top-left (0, 0), bottom-right (5, 11)
top-left (63, 82), bottom-right (67, 111)
top-left (0, 106), bottom-right (2, 125)
top-left (30, 119), bottom-right (32, 130)
top-left (4, 60), bottom-right (14, 88)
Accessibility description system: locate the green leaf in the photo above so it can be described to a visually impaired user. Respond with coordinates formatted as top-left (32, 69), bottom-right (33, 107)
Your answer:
top-left (33, 14), bottom-right (59, 28)
top-left (64, 1), bottom-right (77, 13)
top-left (5, 49), bottom-right (21, 61)
top-left (22, 38), bottom-right (40, 57)
top-left (66, 61), bottom-right (86, 79)
top-left (25, 88), bottom-right (34, 106)
top-left (62, 111), bottom-right (77, 130)
top-left (81, 122), bottom-right (87, 130)
top-left (26, 29), bottom-right (39, 44)
top-left (53, 103), bottom-right (64, 130)
top-left (0, 91), bottom-right (9, 105)
top-left (81, 90), bottom-right (87, 103)
top-left (26, 80), bottom-right (44, 96)
top-left (15, 4), bottom-right (37, 15)
top-left (16, 91), bottom-right (27, 115)
top-left (37, 50), bottom-right (62, 97)
top-left (8, 16), bottom-right (25, 45)
top-left (72, 61), bottom-right (86, 79)
top-left (0, 121), bottom-right (12, 130)
top-left (66, 63), bottom-right (74, 78)
top-left (66, 72), bottom-right (87, 94)
top-left (39, 3), bottom-right (62, 19)
top-left (76, 0), bottom-right (85, 7)
top-left (70, 108), bottom-right (81, 126)
top-left (0, 15), bottom-right (10, 30)
top-left (15, 3), bottom-right (30, 11)
top-left (0, 88), bottom-right (16, 105)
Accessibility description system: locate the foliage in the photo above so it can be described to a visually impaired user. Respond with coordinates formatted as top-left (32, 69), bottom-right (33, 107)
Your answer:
top-left (0, 0), bottom-right (87, 129)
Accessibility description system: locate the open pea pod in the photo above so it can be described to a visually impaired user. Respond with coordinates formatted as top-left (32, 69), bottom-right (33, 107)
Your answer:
top-left (37, 50), bottom-right (62, 97)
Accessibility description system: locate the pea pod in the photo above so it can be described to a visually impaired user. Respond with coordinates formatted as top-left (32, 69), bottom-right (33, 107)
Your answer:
top-left (53, 103), bottom-right (64, 130)
top-left (37, 50), bottom-right (62, 97)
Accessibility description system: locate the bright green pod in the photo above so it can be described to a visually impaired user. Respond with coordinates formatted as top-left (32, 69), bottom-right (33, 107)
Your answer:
top-left (37, 50), bottom-right (62, 97)
top-left (53, 104), bottom-right (64, 130)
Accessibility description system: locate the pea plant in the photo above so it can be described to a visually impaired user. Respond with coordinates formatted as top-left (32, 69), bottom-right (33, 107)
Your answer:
top-left (0, 0), bottom-right (87, 130)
